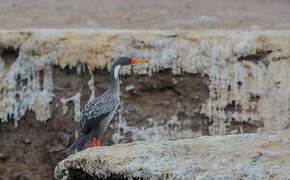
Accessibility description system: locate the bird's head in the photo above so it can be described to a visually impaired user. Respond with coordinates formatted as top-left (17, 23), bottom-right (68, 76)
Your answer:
top-left (114, 57), bottom-right (149, 66)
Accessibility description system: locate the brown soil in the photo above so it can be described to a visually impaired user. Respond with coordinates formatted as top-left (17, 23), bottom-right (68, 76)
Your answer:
top-left (120, 71), bottom-right (211, 139)
top-left (0, 66), bottom-right (210, 180)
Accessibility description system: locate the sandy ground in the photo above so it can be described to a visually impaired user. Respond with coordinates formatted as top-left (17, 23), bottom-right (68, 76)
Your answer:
top-left (0, 0), bottom-right (290, 30)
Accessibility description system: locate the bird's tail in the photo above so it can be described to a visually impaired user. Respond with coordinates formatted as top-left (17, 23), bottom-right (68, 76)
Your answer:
top-left (63, 135), bottom-right (87, 154)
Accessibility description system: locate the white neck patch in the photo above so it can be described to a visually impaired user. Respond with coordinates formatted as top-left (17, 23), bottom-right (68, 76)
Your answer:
top-left (114, 65), bottom-right (121, 79)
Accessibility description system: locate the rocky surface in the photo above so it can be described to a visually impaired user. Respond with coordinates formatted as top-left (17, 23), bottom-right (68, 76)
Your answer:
top-left (55, 130), bottom-right (290, 180)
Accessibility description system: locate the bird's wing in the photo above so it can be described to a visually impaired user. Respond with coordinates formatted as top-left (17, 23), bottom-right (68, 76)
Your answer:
top-left (97, 101), bottom-right (119, 136)
top-left (79, 94), bottom-right (119, 135)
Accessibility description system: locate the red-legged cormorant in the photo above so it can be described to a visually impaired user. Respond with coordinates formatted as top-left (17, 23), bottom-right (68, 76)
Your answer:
top-left (65, 57), bottom-right (148, 152)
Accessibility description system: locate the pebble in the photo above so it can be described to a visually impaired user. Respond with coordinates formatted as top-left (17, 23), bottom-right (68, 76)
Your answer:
top-left (125, 85), bottom-right (136, 92)
top-left (22, 139), bottom-right (32, 144)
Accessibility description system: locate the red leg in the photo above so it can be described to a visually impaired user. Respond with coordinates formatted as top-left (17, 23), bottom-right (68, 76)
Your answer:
top-left (96, 139), bottom-right (101, 146)
top-left (92, 138), bottom-right (96, 147)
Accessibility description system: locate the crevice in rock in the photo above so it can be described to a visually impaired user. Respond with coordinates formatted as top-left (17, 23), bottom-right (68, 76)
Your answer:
top-left (0, 46), bottom-right (19, 69)
top-left (16, 74), bottom-right (28, 91)
top-left (229, 118), bottom-right (261, 134)
top-left (238, 49), bottom-right (272, 67)
top-left (68, 168), bottom-right (142, 180)
top-left (39, 70), bottom-right (44, 91)
top-left (250, 93), bottom-right (261, 103)
top-left (224, 101), bottom-right (242, 113)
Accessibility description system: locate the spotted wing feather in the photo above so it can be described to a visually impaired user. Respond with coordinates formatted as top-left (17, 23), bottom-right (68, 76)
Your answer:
top-left (79, 94), bottom-right (118, 135)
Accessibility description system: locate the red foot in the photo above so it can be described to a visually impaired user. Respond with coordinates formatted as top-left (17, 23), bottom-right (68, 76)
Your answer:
top-left (92, 138), bottom-right (96, 147)
top-left (96, 139), bottom-right (101, 146)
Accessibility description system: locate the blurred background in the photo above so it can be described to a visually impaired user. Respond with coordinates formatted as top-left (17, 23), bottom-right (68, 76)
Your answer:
top-left (0, 0), bottom-right (290, 180)
top-left (1, 0), bottom-right (290, 29)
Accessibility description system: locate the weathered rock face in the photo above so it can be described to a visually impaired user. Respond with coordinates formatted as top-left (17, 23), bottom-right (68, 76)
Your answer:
top-left (54, 130), bottom-right (290, 180)
top-left (1, 29), bottom-right (289, 180)
top-left (0, 29), bottom-right (289, 141)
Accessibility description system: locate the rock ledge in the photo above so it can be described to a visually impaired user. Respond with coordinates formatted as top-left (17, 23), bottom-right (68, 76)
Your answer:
top-left (55, 130), bottom-right (290, 179)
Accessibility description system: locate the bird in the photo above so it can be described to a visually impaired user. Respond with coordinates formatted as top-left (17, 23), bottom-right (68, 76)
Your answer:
top-left (65, 57), bottom-right (148, 152)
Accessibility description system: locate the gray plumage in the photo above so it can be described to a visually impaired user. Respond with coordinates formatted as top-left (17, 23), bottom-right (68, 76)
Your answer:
top-left (65, 57), bottom-right (146, 153)
top-left (79, 92), bottom-right (119, 138)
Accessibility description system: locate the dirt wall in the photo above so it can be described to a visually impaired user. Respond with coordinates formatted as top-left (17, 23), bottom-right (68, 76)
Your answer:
top-left (1, 29), bottom-right (289, 135)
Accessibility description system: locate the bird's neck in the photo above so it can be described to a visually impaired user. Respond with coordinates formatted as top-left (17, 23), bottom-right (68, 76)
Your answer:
top-left (110, 64), bottom-right (121, 94)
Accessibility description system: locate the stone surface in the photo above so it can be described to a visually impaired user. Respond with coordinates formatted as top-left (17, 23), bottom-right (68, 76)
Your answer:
top-left (54, 130), bottom-right (290, 180)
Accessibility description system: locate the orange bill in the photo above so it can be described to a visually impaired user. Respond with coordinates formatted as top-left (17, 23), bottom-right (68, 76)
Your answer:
top-left (130, 59), bottom-right (149, 64)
